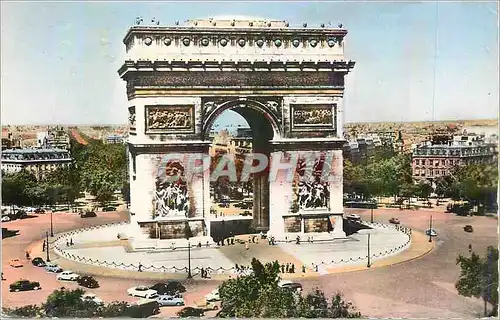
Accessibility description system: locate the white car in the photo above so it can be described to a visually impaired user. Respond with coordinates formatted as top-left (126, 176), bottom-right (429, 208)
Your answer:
top-left (56, 271), bottom-right (80, 281)
top-left (156, 295), bottom-right (185, 307)
top-left (1, 216), bottom-right (11, 222)
top-left (81, 293), bottom-right (104, 305)
top-left (426, 228), bottom-right (438, 237)
top-left (127, 286), bottom-right (158, 299)
top-left (205, 288), bottom-right (220, 302)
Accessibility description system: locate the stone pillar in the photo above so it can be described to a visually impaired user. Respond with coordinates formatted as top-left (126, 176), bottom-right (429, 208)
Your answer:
top-left (329, 150), bottom-right (346, 238)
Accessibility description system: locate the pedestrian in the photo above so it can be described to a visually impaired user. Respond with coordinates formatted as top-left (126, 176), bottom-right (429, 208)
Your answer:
top-left (66, 239), bottom-right (70, 247)
top-left (245, 242), bottom-right (249, 251)
top-left (296, 235), bottom-right (300, 245)
top-left (302, 265), bottom-right (306, 273)
top-left (231, 238), bottom-right (235, 245)
top-left (206, 241), bottom-right (210, 247)
top-left (290, 264), bottom-right (295, 273)
top-left (201, 267), bottom-right (205, 278)
top-left (272, 237), bottom-right (276, 245)
top-left (198, 242), bottom-right (202, 248)
top-left (70, 238), bottom-right (74, 246)
top-left (26, 251), bottom-right (30, 260)
top-left (468, 244), bottom-right (472, 253)
top-left (138, 262), bottom-right (143, 272)
top-left (315, 264), bottom-right (319, 272)
top-left (252, 236), bottom-right (256, 243)
top-left (1, 272), bottom-right (5, 280)
top-left (281, 264), bottom-right (285, 273)
top-left (235, 264), bottom-right (240, 272)
top-left (285, 263), bottom-right (290, 273)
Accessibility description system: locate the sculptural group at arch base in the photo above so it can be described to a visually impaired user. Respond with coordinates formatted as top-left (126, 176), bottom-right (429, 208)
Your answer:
top-left (119, 17), bottom-right (356, 244)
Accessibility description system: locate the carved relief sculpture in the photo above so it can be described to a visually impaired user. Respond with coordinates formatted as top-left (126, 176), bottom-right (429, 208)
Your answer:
top-left (153, 161), bottom-right (190, 219)
top-left (203, 101), bottom-right (216, 116)
top-left (291, 104), bottom-right (336, 132)
top-left (128, 106), bottom-right (136, 126)
top-left (293, 156), bottom-right (330, 210)
top-left (145, 105), bottom-right (194, 133)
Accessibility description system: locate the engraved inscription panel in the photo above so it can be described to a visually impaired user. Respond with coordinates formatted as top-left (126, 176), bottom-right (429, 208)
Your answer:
top-left (128, 106), bottom-right (136, 125)
top-left (291, 104), bottom-right (336, 132)
top-left (145, 105), bottom-right (194, 133)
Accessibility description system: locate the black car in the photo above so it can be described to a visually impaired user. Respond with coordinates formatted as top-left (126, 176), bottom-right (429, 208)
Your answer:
top-left (34, 208), bottom-right (45, 214)
top-left (149, 281), bottom-right (186, 295)
top-left (464, 225), bottom-right (474, 233)
top-left (32, 257), bottom-right (46, 267)
top-left (10, 280), bottom-right (41, 292)
top-left (177, 307), bottom-right (205, 318)
top-left (77, 275), bottom-right (99, 288)
top-left (80, 211), bottom-right (97, 218)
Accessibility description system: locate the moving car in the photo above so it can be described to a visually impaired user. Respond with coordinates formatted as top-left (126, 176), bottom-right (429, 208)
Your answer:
top-left (149, 281), bottom-right (186, 295)
top-left (279, 281), bottom-right (303, 292)
top-left (80, 211), bottom-right (97, 218)
top-left (77, 275), bottom-right (99, 288)
top-left (128, 299), bottom-right (160, 318)
top-left (9, 259), bottom-right (23, 268)
top-left (205, 288), bottom-right (220, 302)
top-left (464, 225), bottom-right (474, 233)
top-left (9, 280), bottom-right (41, 292)
top-left (426, 228), bottom-right (438, 237)
top-left (32, 257), bottom-right (46, 267)
top-left (45, 263), bottom-right (63, 273)
top-left (80, 293), bottom-right (104, 305)
top-left (346, 214), bottom-right (361, 221)
top-left (241, 210), bottom-right (252, 216)
top-left (127, 286), bottom-right (158, 299)
top-left (34, 208), bottom-right (45, 214)
top-left (196, 300), bottom-right (221, 311)
top-left (389, 218), bottom-right (400, 225)
top-left (177, 307), bottom-right (205, 318)
top-left (1, 216), bottom-right (11, 222)
top-left (56, 271), bottom-right (80, 281)
top-left (156, 295), bottom-right (185, 307)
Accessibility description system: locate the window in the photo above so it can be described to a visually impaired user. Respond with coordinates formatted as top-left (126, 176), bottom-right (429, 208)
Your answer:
top-left (415, 159), bottom-right (420, 165)
top-left (429, 160), bottom-right (433, 165)
top-left (442, 170), bottom-right (446, 175)
top-left (442, 160), bottom-right (445, 165)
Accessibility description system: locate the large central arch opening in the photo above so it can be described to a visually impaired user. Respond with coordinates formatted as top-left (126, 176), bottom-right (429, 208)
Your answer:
top-left (204, 100), bottom-right (277, 240)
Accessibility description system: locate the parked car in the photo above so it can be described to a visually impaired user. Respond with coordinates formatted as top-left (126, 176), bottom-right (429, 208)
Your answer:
top-left (205, 288), bottom-right (220, 302)
top-left (32, 257), bottom-right (46, 267)
top-left (196, 300), bottom-right (221, 311)
top-left (80, 211), bottom-right (97, 218)
top-left (156, 295), bottom-right (185, 307)
top-left (464, 225), bottom-right (474, 233)
top-left (241, 210), bottom-right (252, 216)
top-left (177, 307), bottom-right (205, 318)
top-left (149, 281), bottom-right (186, 295)
top-left (9, 280), bottom-right (41, 292)
top-left (77, 275), bottom-right (99, 288)
top-left (128, 299), bottom-right (160, 318)
top-left (45, 263), bottom-right (63, 273)
top-left (34, 208), bottom-right (45, 214)
top-left (127, 286), bottom-right (158, 299)
top-left (389, 218), bottom-right (400, 225)
top-left (56, 271), bottom-right (80, 281)
top-left (9, 259), bottom-right (23, 268)
top-left (1, 216), bottom-right (11, 222)
top-left (426, 228), bottom-right (438, 237)
top-left (80, 293), bottom-right (104, 305)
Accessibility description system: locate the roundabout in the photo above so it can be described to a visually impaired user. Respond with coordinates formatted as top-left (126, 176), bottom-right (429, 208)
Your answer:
top-left (50, 220), bottom-right (414, 278)
top-left (2, 207), bottom-right (497, 318)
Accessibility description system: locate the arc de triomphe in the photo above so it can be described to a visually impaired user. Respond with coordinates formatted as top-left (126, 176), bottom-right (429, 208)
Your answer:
top-left (118, 18), bottom-right (355, 243)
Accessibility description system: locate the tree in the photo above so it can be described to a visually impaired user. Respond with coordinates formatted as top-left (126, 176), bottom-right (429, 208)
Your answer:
top-left (43, 288), bottom-right (100, 317)
top-left (217, 258), bottom-right (361, 318)
top-left (452, 164), bottom-right (498, 211)
top-left (456, 246), bottom-right (498, 316)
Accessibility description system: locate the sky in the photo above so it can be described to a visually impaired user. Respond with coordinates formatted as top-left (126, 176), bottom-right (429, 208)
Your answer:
top-left (1, 1), bottom-right (498, 127)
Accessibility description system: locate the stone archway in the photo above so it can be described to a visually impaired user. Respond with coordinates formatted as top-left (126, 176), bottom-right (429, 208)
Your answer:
top-left (119, 18), bottom-right (355, 243)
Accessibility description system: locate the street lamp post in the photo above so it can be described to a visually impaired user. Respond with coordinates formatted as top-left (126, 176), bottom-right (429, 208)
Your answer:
top-left (428, 215), bottom-right (433, 243)
top-left (187, 241), bottom-right (192, 279)
top-left (50, 211), bottom-right (54, 237)
top-left (45, 231), bottom-right (51, 262)
top-left (367, 233), bottom-right (371, 268)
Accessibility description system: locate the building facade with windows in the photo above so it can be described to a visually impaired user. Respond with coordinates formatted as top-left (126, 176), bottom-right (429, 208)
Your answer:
top-left (412, 134), bottom-right (496, 181)
top-left (1, 148), bottom-right (72, 180)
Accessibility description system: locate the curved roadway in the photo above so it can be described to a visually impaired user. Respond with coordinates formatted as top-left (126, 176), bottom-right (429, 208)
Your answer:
top-left (1, 208), bottom-right (497, 318)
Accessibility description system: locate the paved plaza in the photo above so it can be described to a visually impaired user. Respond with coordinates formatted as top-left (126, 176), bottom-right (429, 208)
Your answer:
top-left (1, 207), bottom-right (498, 318)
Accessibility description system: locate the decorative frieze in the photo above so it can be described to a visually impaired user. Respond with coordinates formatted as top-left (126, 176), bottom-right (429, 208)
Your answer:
top-left (127, 72), bottom-right (344, 90)
top-left (145, 105), bottom-right (195, 134)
